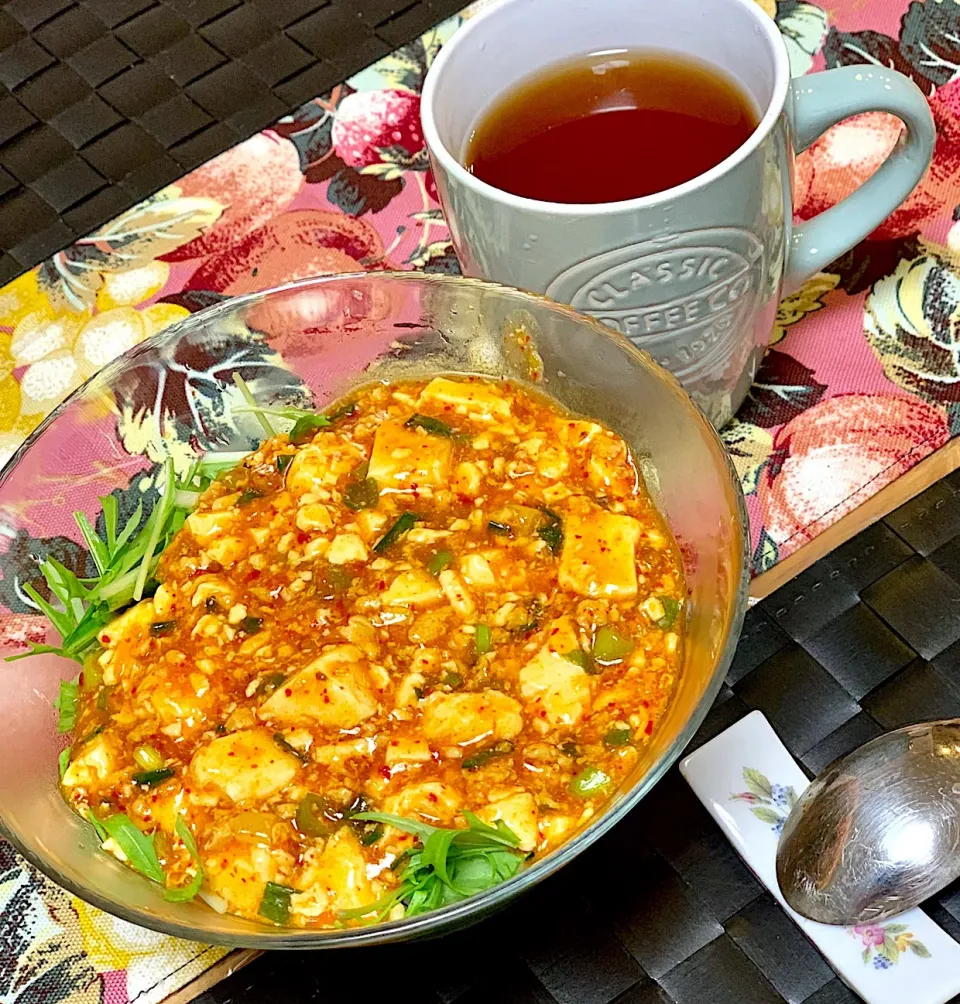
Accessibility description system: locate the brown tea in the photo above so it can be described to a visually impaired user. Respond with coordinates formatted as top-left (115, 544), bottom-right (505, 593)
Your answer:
top-left (464, 50), bottom-right (759, 203)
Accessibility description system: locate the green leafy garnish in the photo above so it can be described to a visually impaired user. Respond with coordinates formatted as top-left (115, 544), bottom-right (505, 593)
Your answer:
top-left (276, 454), bottom-right (293, 473)
top-left (339, 812), bottom-right (524, 923)
top-left (55, 678), bottom-right (79, 733)
top-left (164, 816), bottom-right (203, 902)
top-left (132, 767), bottom-right (175, 786)
top-left (405, 413), bottom-right (455, 437)
top-left (11, 458), bottom-right (223, 667)
top-left (149, 620), bottom-right (177, 637)
top-left (58, 746), bottom-right (71, 779)
top-left (373, 511), bottom-right (419, 553)
top-left (537, 508), bottom-right (563, 555)
top-left (289, 414), bottom-right (330, 445)
top-left (657, 597), bottom-right (681, 630)
top-left (569, 765), bottom-right (611, 798)
top-left (593, 625), bottom-right (634, 665)
top-left (475, 623), bottom-right (493, 655)
top-left (427, 550), bottom-right (454, 576)
top-left (98, 814), bottom-right (165, 883)
top-left (258, 882), bottom-right (294, 925)
top-left (343, 477), bottom-right (380, 511)
top-left (462, 740), bottom-right (513, 771)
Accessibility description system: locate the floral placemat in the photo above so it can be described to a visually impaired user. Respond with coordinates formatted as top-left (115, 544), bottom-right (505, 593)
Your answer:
top-left (2, 0), bottom-right (960, 1000)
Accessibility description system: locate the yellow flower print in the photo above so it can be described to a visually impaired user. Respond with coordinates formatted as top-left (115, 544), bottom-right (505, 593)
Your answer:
top-left (73, 897), bottom-right (227, 1000)
top-left (771, 272), bottom-right (840, 345)
top-left (0, 260), bottom-right (189, 468)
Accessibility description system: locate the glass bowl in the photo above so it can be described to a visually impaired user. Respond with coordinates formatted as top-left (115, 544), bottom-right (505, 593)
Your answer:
top-left (0, 273), bottom-right (748, 948)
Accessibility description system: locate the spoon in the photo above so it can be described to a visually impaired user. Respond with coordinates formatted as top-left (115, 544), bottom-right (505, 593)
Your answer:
top-left (776, 719), bottom-right (960, 925)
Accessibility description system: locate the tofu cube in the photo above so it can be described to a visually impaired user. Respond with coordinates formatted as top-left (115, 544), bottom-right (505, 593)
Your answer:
top-left (519, 647), bottom-right (591, 727)
top-left (190, 728), bottom-right (299, 803)
top-left (186, 508), bottom-right (237, 544)
top-left (259, 645), bottom-right (378, 728)
top-left (478, 791), bottom-right (538, 852)
top-left (381, 570), bottom-right (443, 608)
top-left (286, 434), bottom-right (365, 496)
top-left (558, 496), bottom-right (642, 599)
top-left (327, 533), bottom-right (368, 564)
top-left (368, 420), bottom-right (452, 490)
top-left (418, 378), bottom-right (511, 419)
top-left (420, 690), bottom-right (523, 746)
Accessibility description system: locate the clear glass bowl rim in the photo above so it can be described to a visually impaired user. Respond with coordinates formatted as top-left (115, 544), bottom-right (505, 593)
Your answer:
top-left (0, 271), bottom-right (750, 949)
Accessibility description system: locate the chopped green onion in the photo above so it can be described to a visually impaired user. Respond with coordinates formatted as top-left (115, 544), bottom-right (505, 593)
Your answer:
top-left (273, 732), bottom-right (307, 763)
top-left (132, 767), bottom-right (175, 786)
top-left (343, 477), bottom-right (379, 511)
top-left (373, 511), bottom-right (419, 553)
top-left (276, 454), bottom-right (293, 473)
top-left (346, 795), bottom-right (384, 846)
top-left (133, 745), bottom-right (165, 771)
top-left (593, 625), bottom-right (634, 665)
top-left (76, 724), bottom-right (104, 747)
top-left (258, 882), bottom-right (294, 925)
top-left (560, 741), bottom-right (580, 758)
top-left (475, 623), bottom-right (493, 654)
top-left (81, 659), bottom-right (102, 691)
top-left (405, 414), bottom-right (454, 437)
top-left (563, 648), bottom-right (596, 674)
top-left (603, 726), bottom-right (633, 748)
top-left (55, 678), bottom-right (79, 733)
top-left (537, 509), bottom-right (563, 555)
top-left (237, 489), bottom-right (264, 506)
top-left (327, 401), bottom-right (358, 422)
top-left (164, 816), bottom-right (203, 902)
top-left (462, 740), bottom-right (513, 771)
top-left (149, 620), bottom-right (177, 637)
top-left (442, 671), bottom-right (462, 688)
top-left (427, 550), bottom-right (454, 576)
top-left (487, 520), bottom-right (511, 536)
top-left (257, 673), bottom-right (285, 696)
top-left (296, 794), bottom-right (332, 837)
top-left (239, 616), bottom-right (263, 635)
top-left (99, 814), bottom-right (165, 883)
top-left (96, 687), bottom-right (111, 711)
top-left (657, 596), bottom-right (681, 630)
top-left (569, 765), bottom-right (612, 798)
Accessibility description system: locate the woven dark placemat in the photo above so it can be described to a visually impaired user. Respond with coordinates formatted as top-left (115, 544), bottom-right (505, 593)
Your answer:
top-left (193, 472), bottom-right (960, 1004)
top-left (0, 0), bottom-right (466, 284)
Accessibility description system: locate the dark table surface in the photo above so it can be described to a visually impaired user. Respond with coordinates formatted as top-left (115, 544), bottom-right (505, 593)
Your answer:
top-left (9, 5), bottom-right (960, 1003)
top-left (0, 0), bottom-right (467, 284)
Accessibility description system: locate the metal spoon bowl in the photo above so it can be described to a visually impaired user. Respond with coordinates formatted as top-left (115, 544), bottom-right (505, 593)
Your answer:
top-left (776, 719), bottom-right (960, 926)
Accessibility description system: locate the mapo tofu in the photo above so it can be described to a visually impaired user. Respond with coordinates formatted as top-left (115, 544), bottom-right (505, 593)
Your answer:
top-left (54, 376), bottom-right (684, 927)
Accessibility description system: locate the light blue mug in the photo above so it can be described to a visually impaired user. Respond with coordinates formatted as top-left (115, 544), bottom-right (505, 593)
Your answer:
top-left (421, 0), bottom-right (936, 426)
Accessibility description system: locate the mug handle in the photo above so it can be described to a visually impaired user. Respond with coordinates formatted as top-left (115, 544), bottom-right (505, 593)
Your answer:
top-left (783, 65), bottom-right (936, 295)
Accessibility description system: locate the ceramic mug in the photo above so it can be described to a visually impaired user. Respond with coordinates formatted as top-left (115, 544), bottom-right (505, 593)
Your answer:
top-left (420, 0), bottom-right (936, 426)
